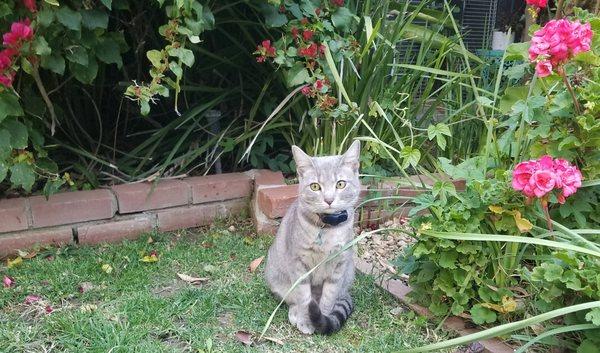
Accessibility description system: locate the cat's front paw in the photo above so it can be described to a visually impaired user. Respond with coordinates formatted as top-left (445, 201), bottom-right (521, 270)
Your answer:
top-left (295, 320), bottom-right (315, 335)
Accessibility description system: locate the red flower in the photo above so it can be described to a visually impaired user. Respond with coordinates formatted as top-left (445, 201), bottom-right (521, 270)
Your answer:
top-left (301, 86), bottom-right (313, 96)
top-left (301, 17), bottom-right (309, 25)
top-left (0, 73), bottom-right (15, 87)
top-left (302, 30), bottom-right (314, 41)
top-left (299, 42), bottom-right (318, 58)
top-left (255, 39), bottom-right (276, 62)
top-left (331, 0), bottom-right (344, 6)
top-left (291, 27), bottom-right (299, 39)
top-left (3, 20), bottom-right (34, 48)
top-left (22, 0), bottom-right (37, 12)
top-left (45, 305), bottom-right (53, 314)
top-left (314, 79), bottom-right (326, 91)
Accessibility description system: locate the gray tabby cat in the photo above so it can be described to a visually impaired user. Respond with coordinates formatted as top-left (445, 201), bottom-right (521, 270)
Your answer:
top-left (264, 140), bottom-right (361, 335)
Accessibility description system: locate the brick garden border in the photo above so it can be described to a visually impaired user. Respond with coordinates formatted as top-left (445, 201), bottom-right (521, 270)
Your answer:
top-left (0, 171), bottom-right (258, 257)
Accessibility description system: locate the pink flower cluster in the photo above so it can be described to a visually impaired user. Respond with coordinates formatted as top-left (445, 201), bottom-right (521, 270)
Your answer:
top-left (529, 19), bottom-right (593, 77)
top-left (0, 20), bottom-right (34, 87)
top-left (526, 0), bottom-right (547, 9)
top-left (512, 156), bottom-right (582, 204)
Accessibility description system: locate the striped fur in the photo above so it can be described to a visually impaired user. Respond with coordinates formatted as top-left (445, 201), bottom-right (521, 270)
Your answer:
top-left (308, 294), bottom-right (354, 334)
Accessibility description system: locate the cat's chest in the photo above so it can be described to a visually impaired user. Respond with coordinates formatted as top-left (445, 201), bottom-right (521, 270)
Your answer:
top-left (304, 227), bottom-right (352, 260)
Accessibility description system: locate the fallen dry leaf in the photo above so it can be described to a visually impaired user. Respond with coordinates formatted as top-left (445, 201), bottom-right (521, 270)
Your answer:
top-left (7, 256), bottom-right (23, 268)
top-left (140, 254), bottom-right (159, 263)
top-left (234, 331), bottom-right (253, 346)
top-left (147, 236), bottom-right (154, 244)
top-left (78, 282), bottom-right (95, 293)
top-left (262, 336), bottom-right (284, 345)
top-left (45, 305), bottom-right (53, 314)
top-left (80, 304), bottom-right (98, 313)
top-left (24, 295), bottom-right (41, 305)
top-left (248, 256), bottom-right (264, 273)
top-left (3, 275), bottom-right (14, 288)
top-left (176, 273), bottom-right (209, 285)
top-left (101, 264), bottom-right (113, 274)
top-left (228, 225), bottom-right (236, 232)
top-left (17, 249), bottom-right (38, 259)
top-left (203, 264), bottom-right (216, 273)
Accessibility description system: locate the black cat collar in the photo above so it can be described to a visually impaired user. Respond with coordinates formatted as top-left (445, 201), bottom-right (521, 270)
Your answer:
top-left (319, 210), bottom-right (348, 226)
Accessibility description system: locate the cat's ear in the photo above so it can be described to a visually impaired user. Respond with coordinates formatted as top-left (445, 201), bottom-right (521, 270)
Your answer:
top-left (292, 145), bottom-right (313, 177)
top-left (341, 140), bottom-right (360, 172)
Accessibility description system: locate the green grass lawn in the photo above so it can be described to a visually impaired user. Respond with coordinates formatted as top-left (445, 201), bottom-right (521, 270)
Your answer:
top-left (0, 220), bottom-right (447, 353)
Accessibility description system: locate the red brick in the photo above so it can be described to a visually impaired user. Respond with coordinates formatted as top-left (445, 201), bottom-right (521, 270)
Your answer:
top-left (29, 190), bottom-right (117, 228)
top-left (247, 169), bottom-right (285, 186)
top-left (112, 180), bottom-right (190, 214)
top-left (257, 184), bottom-right (298, 219)
top-left (157, 199), bottom-right (248, 232)
top-left (0, 227), bottom-right (72, 257)
top-left (185, 173), bottom-right (252, 204)
top-left (0, 198), bottom-right (29, 233)
top-left (77, 216), bottom-right (154, 245)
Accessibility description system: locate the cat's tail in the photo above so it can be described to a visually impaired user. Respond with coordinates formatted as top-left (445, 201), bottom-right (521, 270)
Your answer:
top-left (308, 293), bottom-right (353, 335)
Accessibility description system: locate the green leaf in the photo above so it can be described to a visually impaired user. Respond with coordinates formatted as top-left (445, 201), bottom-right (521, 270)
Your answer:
top-left (10, 163), bottom-right (35, 192)
top-left (169, 61), bottom-right (183, 78)
top-left (400, 146), bottom-right (421, 169)
top-left (37, 9), bottom-right (55, 27)
top-left (4, 119), bottom-right (28, 149)
top-left (438, 251), bottom-right (458, 269)
top-left (471, 305), bottom-right (497, 325)
top-left (33, 36), bottom-right (51, 56)
top-left (43, 178), bottom-right (65, 198)
top-left (82, 10), bottom-right (109, 30)
top-left (0, 92), bottom-right (24, 123)
top-left (0, 162), bottom-right (7, 183)
top-left (100, 0), bottom-right (112, 9)
top-left (285, 63), bottom-right (310, 87)
top-left (41, 54), bottom-right (66, 75)
top-left (146, 50), bottom-right (163, 67)
top-left (65, 46), bottom-right (88, 66)
top-left (168, 48), bottom-right (195, 67)
top-left (56, 6), bottom-right (83, 31)
top-left (70, 58), bottom-right (98, 84)
top-left (427, 123), bottom-right (451, 150)
top-left (504, 42), bottom-right (529, 61)
top-left (578, 340), bottom-right (600, 353)
top-left (331, 7), bottom-right (354, 31)
top-left (584, 307), bottom-right (600, 325)
top-left (260, 4), bottom-right (288, 28)
top-left (95, 39), bottom-right (123, 68)
top-left (299, 0), bottom-right (317, 17)
top-left (0, 130), bottom-right (11, 160)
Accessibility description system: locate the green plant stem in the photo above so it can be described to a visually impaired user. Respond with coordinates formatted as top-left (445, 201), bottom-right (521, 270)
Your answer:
top-left (560, 70), bottom-right (582, 115)
top-left (31, 65), bottom-right (58, 136)
top-left (555, 0), bottom-right (565, 19)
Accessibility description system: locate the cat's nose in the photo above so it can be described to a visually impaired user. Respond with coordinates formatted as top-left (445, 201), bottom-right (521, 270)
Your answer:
top-left (324, 198), bottom-right (334, 206)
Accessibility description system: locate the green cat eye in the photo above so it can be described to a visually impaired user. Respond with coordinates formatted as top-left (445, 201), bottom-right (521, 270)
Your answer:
top-left (336, 180), bottom-right (347, 189)
top-left (309, 183), bottom-right (321, 191)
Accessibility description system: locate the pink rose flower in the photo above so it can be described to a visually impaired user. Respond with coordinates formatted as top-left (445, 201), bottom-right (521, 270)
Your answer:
top-left (530, 170), bottom-right (556, 197)
top-left (535, 61), bottom-right (553, 77)
top-left (512, 156), bottom-right (582, 204)
top-left (528, 19), bottom-right (593, 77)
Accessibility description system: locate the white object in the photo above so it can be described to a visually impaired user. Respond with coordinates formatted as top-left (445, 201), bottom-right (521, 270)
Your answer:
top-left (491, 31), bottom-right (515, 50)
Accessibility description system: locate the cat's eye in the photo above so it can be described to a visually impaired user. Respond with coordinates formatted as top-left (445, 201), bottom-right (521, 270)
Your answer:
top-left (309, 183), bottom-right (321, 191)
top-left (336, 180), bottom-right (347, 189)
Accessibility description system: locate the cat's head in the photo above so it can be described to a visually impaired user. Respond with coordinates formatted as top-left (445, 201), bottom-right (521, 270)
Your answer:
top-left (292, 140), bottom-right (361, 214)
